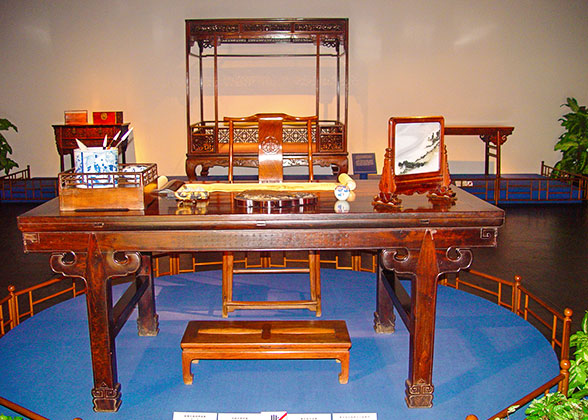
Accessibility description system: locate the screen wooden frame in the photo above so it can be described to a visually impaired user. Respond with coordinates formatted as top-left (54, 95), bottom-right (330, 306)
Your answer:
top-left (374, 116), bottom-right (454, 207)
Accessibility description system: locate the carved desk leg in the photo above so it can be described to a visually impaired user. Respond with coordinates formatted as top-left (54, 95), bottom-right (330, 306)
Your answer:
top-left (380, 230), bottom-right (472, 409)
top-left (50, 234), bottom-right (141, 412)
top-left (136, 254), bottom-right (159, 336)
top-left (374, 260), bottom-right (396, 334)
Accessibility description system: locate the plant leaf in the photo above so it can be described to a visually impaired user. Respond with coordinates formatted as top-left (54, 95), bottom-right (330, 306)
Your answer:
top-left (566, 97), bottom-right (580, 113)
top-left (0, 118), bottom-right (17, 132)
top-left (555, 141), bottom-right (578, 152)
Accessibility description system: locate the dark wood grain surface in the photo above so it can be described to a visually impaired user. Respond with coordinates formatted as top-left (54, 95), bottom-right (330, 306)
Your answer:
top-left (18, 179), bottom-right (502, 231)
top-left (16, 179), bottom-right (504, 411)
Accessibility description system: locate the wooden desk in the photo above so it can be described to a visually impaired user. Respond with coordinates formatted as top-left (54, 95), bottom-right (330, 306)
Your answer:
top-left (53, 123), bottom-right (131, 172)
top-left (17, 179), bottom-right (504, 412)
top-left (444, 125), bottom-right (514, 177)
top-left (444, 126), bottom-right (514, 205)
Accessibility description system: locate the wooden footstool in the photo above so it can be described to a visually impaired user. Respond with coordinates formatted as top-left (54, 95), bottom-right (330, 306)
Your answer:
top-left (181, 320), bottom-right (351, 385)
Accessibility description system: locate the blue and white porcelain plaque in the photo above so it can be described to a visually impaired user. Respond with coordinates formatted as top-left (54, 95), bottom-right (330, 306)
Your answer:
top-left (74, 147), bottom-right (118, 188)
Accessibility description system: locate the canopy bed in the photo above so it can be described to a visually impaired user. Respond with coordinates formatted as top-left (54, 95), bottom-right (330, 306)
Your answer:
top-left (185, 18), bottom-right (349, 179)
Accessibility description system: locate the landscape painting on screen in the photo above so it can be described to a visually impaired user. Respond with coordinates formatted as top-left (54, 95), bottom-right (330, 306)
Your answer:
top-left (394, 122), bottom-right (441, 176)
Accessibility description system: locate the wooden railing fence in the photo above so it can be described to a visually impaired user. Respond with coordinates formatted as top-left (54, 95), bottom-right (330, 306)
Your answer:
top-left (442, 269), bottom-right (573, 420)
top-left (541, 161), bottom-right (588, 200)
top-left (0, 165), bottom-right (30, 181)
top-left (453, 162), bottom-right (588, 203)
top-left (0, 276), bottom-right (85, 338)
top-left (0, 395), bottom-right (51, 420)
top-left (0, 276), bottom-right (85, 419)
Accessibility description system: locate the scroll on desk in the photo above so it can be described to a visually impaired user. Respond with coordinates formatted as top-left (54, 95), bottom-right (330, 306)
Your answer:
top-left (174, 173), bottom-right (356, 202)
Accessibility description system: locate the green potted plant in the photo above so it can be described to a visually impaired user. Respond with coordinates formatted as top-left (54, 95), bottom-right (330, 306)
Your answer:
top-left (0, 118), bottom-right (18, 175)
top-left (567, 310), bottom-right (588, 400)
top-left (495, 311), bottom-right (588, 420)
top-left (524, 391), bottom-right (587, 420)
top-left (553, 97), bottom-right (588, 176)
top-left (515, 311), bottom-right (588, 419)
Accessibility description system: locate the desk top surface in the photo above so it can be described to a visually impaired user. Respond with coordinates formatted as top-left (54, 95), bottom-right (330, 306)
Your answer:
top-left (444, 126), bottom-right (514, 136)
top-left (18, 179), bottom-right (504, 233)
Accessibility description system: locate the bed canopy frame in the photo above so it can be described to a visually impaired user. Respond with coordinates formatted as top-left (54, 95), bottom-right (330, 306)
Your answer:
top-left (185, 18), bottom-right (349, 179)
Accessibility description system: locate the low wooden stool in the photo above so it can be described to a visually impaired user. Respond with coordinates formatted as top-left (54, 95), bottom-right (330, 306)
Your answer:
top-left (181, 320), bottom-right (351, 385)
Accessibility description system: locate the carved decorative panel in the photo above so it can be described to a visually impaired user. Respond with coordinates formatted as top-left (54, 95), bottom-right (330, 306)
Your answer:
top-left (190, 124), bottom-right (348, 154)
top-left (318, 126), bottom-right (344, 152)
top-left (242, 23), bottom-right (292, 32)
top-left (190, 127), bottom-right (215, 153)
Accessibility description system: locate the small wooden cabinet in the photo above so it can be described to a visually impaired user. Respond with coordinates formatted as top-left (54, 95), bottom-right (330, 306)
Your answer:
top-left (53, 123), bottom-right (130, 171)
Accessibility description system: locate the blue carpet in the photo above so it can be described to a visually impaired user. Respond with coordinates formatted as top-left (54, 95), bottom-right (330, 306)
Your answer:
top-left (0, 269), bottom-right (558, 420)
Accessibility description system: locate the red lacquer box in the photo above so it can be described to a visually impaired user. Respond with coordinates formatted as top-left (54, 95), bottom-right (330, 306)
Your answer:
top-left (93, 111), bottom-right (123, 125)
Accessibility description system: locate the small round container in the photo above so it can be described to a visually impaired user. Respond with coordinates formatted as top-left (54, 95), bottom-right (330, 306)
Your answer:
top-left (334, 184), bottom-right (351, 201)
